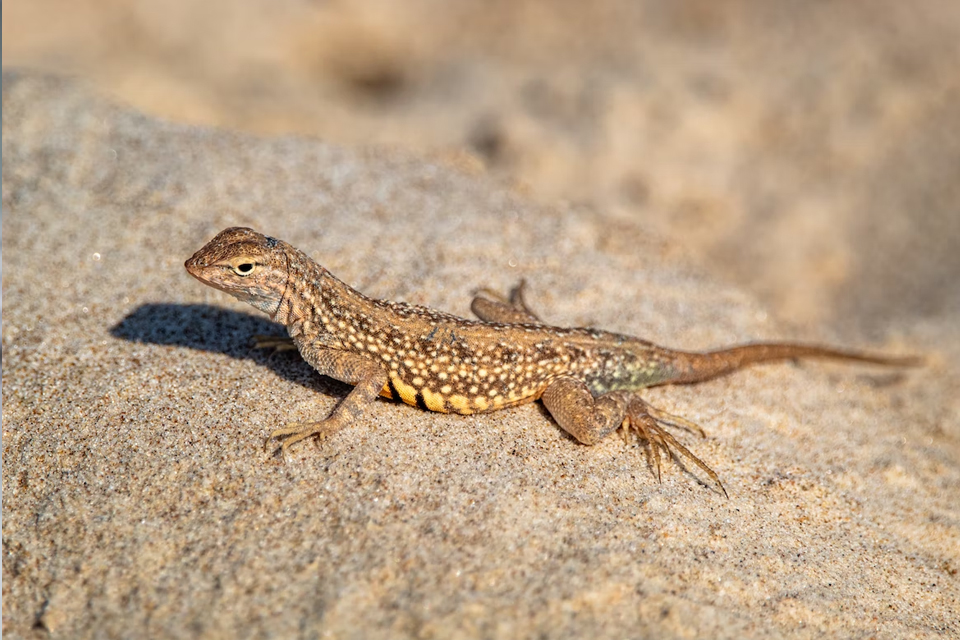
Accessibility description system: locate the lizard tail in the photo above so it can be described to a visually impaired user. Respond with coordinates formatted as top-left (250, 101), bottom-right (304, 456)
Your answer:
top-left (663, 342), bottom-right (921, 385)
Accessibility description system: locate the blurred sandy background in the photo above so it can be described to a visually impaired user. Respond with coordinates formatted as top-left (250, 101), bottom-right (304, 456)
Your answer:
top-left (5, 3), bottom-right (960, 638)
top-left (7, 0), bottom-right (960, 339)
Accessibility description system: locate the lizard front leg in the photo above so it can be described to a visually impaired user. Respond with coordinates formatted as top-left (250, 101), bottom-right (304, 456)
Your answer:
top-left (252, 334), bottom-right (296, 351)
top-left (266, 349), bottom-right (388, 452)
top-left (541, 377), bottom-right (726, 495)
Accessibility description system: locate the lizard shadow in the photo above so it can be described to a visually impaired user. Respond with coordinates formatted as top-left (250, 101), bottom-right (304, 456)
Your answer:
top-left (109, 303), bottom-right (351, 400)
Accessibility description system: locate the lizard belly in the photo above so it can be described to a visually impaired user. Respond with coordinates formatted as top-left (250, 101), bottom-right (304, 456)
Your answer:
top-left (379, 373), bottom-right (465, 414)
top-left (378, 371), bottom-right (538, 415)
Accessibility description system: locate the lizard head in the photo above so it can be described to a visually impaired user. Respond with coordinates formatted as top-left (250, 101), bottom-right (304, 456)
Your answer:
top-left (185, 227), bottom-right (290, 316)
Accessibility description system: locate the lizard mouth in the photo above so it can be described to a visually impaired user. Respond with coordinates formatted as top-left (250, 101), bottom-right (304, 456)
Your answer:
top-left (183, 258), bottom-right (209, 285)
top-left (184, 249), bottom-right (206, 275)
top-left (183, 255), bottom-right (225, 291)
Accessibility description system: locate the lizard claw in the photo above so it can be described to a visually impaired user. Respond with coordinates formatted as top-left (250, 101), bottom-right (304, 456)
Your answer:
top-left (623, 403), bottom-right (727, 498)
top-left (265, 420), bottom-right (335, 455)
top-left (252, 335), bottom-right (297, 352)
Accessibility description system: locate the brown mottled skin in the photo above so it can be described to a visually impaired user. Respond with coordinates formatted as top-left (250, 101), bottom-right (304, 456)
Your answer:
top-left (185, 227), bottom-right (918, 494)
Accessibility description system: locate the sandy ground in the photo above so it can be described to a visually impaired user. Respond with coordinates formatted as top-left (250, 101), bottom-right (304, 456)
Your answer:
top-left (3, 71), bottom-right (959, 640)
top-left (4, 2), bottom-right (960, 638)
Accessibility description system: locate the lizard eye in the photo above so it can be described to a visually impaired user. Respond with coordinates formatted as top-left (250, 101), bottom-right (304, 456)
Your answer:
top-left (233, 263), bottom-right (256, 276)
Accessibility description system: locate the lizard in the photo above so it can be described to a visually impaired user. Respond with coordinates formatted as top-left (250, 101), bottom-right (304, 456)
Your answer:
top-left (185, 227), bottom-right (918, 494)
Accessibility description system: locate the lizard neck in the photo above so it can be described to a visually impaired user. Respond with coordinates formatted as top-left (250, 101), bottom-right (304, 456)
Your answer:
top-left (272, 244), bottom-right (331, 327)
top-left (271, 245), bottom-right (379, 338)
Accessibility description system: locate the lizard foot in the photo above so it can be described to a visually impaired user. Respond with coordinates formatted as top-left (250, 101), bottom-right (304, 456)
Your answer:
top-left (264, 420), bottom-right (335, 453)
top-left (471, 279), bottom-right (543, 324)
top-left (252, 335), bottom-right (297, 352)
top-left (621, 400), bottom-right (727, 497)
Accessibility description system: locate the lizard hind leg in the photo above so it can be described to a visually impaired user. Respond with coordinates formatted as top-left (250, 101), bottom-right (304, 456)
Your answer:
top-left (624, 398), bottom-right (727, 497)
top-left (471, 279), bottom-right (544, 324)
top-left (541, 378), bottom-right (727, 495)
